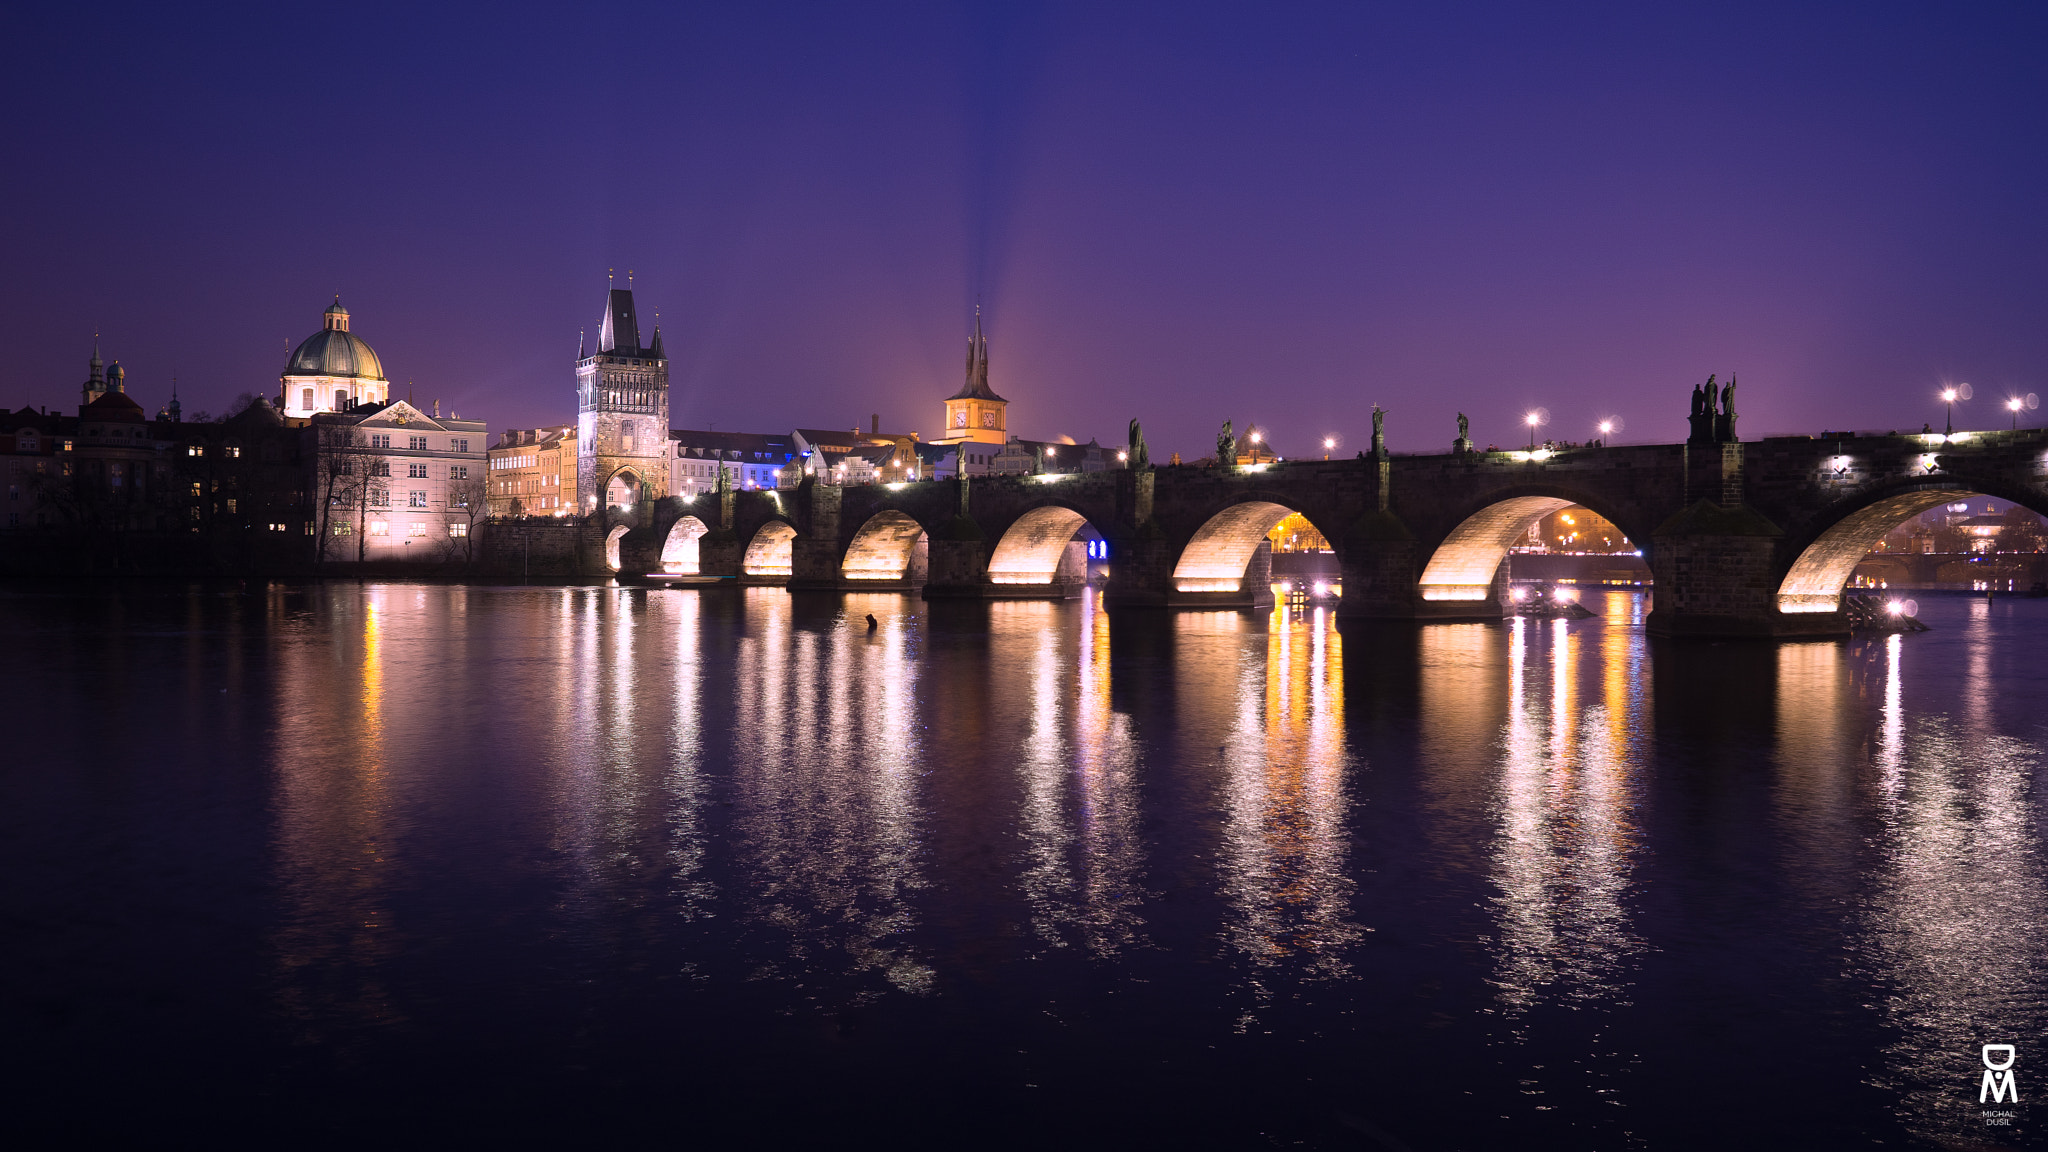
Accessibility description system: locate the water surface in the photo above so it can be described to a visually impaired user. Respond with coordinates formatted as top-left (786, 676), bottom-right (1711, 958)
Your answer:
top-left (4, 584), bottom-right (2044, 1148)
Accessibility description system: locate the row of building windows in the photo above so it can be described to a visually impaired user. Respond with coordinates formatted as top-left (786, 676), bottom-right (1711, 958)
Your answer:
top-left (331, 521), bottom-right (468, 538)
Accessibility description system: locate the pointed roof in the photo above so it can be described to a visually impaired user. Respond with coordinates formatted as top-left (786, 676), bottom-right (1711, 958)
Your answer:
top-left (597, 288), bottom-right (642, 355)
top-left (649, 325), bottom-right (665, 357)
top-left (946, 309), bottom-right (1006, 402)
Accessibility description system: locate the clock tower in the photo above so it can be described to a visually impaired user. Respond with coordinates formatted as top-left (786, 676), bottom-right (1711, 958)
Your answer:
top-left (937, 309), bottom-right (1007, 452)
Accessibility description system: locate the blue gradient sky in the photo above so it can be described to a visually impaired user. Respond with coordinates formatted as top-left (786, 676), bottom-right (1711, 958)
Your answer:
top-left (5, 2), bottom-right (2046, 459)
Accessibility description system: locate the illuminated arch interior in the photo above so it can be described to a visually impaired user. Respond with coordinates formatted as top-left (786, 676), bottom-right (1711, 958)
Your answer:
top-left (604, 524), bottom-right (630, 572)
top-left (1777, 490), bottom-right (1971, 613)
top-left (1418, 497), bottom-right (1575, 600)
top-left (1171, 501), bottom-right (1302, 592)
top-left (842, 510), bottom-right (928, 580)
top-left (744, 521), bottom-right (796, 576)
top-left (661, 515), bottom-right (709, 574)
top-left (987, 506), bottom-right (1090, 584)
top-left (605, 469), bottom-right (641, 509)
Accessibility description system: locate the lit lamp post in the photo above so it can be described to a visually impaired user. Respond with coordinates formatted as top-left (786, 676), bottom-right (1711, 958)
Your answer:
top-left (1526, 412), bottom-right (1541, 450)
top-left (2012, 396), bottom-right (2024, 430)
top-left (1940, 383), bottom-right (1971, 437)
top-left (1322, 436), bottom-right (1335, 460)
top-left (1597, 419), bottom-right (1614, 442)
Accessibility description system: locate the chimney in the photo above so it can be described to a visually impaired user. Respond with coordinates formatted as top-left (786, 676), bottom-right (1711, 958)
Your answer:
top-left (871, 414), bottom-right (879, 435)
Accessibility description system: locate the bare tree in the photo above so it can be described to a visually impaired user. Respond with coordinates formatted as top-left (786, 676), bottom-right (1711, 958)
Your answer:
top-left (445, 472), bottom-right (489, 564)
top-left (312, 424), bottom-right (367, 566)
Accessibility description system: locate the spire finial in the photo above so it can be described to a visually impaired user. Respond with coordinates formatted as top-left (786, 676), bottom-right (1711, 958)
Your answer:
top-left (628, 268), bottom-right (634, 289)
top-left (608, 267), bottom-right (614, 288)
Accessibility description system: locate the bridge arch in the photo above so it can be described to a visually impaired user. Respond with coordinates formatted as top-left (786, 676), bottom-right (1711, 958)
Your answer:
top-left (604, 467), bottom-right (643, 511)
top-left (1419, 489), bottom-right (1645, 601)
top-left (660, 515), bottom-right (710, 574)
top-left (842, 509), bottom-right (929, 582)
top-left (1172, 500), bottom-right (1330, 592)
top-left (1776, 476), bottom-right (2048, 613)
top-left (603, 523), bottom-right (630, 571)
top-left (743, 520), bottom-right (797, 577)
top-left (987, 503), bottom-right (1105, 584)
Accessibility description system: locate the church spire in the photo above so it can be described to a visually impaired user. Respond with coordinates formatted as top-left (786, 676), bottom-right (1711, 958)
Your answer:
top-left (597, 286), bottom-right (640, 354)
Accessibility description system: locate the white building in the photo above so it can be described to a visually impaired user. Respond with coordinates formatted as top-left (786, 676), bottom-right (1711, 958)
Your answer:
top-left (309, 399), bottom-right (487, 562)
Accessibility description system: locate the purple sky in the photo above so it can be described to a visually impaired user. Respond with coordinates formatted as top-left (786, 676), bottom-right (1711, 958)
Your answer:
top-left (5, 3), bottom-right (2046, 459)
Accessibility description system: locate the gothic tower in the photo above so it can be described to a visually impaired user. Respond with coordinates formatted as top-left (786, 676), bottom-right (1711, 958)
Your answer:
top-left (576, 286), bottom-right (670, 512)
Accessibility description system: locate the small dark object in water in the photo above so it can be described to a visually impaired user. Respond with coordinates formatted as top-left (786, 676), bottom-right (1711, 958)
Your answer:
top-left (1843, 593), bottom-right (1929, 632)
top-left (865, 613), bottom-right (878, 630)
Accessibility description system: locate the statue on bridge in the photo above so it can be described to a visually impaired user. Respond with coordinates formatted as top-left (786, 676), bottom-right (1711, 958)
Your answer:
top-left (1372, 406), bottom-right (1387, 460)
top-left (1454, 411), bottom-right (1472, 454)
top-left (1688, 374), bottom-right (1741, 444)
top-left (1217, 420), bottom-right (1237, 468)
top-left (1129, 418), bottom-right (1150, 470)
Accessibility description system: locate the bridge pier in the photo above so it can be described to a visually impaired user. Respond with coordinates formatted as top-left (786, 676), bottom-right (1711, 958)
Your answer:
top-left (1645, 500), bottom-right (1845, 638)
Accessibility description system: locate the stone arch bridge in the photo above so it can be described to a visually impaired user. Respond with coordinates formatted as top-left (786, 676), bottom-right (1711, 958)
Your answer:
top-left (589, 429), bottom-right (2048, 638)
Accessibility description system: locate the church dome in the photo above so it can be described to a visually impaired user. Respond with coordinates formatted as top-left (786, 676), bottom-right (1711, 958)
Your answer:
top-left (284, 299), bottom-right (385, 380)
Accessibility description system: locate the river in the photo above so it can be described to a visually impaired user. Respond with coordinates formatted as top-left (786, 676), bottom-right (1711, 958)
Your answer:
top-left (3, 583), bottom-right (2043, 1149)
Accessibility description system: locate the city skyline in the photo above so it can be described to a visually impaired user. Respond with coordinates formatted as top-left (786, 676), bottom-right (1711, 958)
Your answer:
top-left (6, 4), bottom-right (2048, 459)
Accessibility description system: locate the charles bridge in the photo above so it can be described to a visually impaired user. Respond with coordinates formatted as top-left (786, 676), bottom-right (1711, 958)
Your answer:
top-left (485, 414), bottom-right (2048, 639)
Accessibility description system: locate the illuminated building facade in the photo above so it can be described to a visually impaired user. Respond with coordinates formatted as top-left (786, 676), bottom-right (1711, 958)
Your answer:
top-left (310, 400), bottom-right (487, 561)
top-left (576, 288), bottom-right (669, 513)
top-left (669, 430), bottom-right (796, 496)
top-left (488, 426), bottom-right (576, 517)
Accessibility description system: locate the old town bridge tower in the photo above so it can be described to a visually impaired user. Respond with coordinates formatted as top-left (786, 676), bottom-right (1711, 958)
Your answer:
top-left (576, 286), bottom-right (670, 512)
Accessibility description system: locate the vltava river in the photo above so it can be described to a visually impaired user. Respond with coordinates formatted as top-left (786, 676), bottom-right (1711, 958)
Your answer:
top-left (3, 583), bottom-right (2044, 1149)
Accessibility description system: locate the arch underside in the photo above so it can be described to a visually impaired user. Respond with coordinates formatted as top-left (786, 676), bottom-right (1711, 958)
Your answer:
top-left (744, 521), bottom-right (796, 576)
top-left (988, 507), bottom-right (1089, 584)
top-left (1778, 490), bottom-right (1971, 613)
top-left (843, 510), bottom-right (927, 580)
top-left (1419, 496), bottom-right (1574, 600)
top-left (1172, 501), bottom-right (1299, 592)
top-left (606, 469), bottom-right (641, 507)
top-left (603, 524), bottom-right (630, 572)
top-left (661, 516), bottom-right (709, 574)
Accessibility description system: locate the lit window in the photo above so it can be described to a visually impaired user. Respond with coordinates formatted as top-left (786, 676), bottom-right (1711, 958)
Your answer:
top-left (225, 446), bottom-right (241, 459)
top-left (187, 445), bottom-right (202, 456)
top-left (333, 522), bottom-right (352, 535)
top-left (368, 521), bottom-right (389, 536)
top-left (448, 523), bottom-right (468, 538)
top-left (407, 522), bottom-right (428, 537)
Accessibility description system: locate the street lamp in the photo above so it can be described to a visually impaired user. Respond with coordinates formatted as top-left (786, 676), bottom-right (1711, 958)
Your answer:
top-left (1322, 436), bottom-right (1335, 460)
top-left (1525, 411), bottom-right (1541, 450)
top-left (1941, 383), bottom-right (1972, 437)
top-left (2010, 396), bottom-right (2024, 430)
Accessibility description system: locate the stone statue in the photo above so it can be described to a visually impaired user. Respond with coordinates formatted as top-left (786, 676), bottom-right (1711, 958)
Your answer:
top-left (957, 466), bottom-right (971, 516)
top-left (1129, 418), bottom-right (1150, 470)
top-left (1371, 406), bottom-right (1386, 458)
top-left (1033, 443), bottom-right (1047, 475)
top-left (1721, 375), bottom-right (1736, 415)
top-left (1457, 412), bottom-right (1469, 442)
top-left (1217, 420), bottom-right (1236, 468)
top-left (714, 461), bottom-right (729, 496)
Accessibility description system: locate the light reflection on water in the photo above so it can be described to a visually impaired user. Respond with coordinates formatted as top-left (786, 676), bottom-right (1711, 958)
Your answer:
top-left (9, 583), bottom-right (2048, 1145)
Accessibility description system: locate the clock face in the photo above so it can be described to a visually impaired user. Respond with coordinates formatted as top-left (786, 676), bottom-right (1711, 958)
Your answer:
top-left (982, 411), bottom-right (998, 429)
top-left (955, 410), bottom-right (967, 428)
